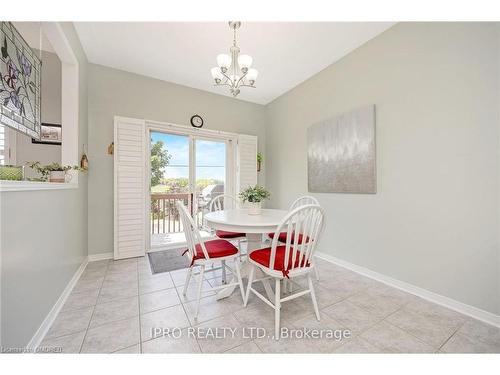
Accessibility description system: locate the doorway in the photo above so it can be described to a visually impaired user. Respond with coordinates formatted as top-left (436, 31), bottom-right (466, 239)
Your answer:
top-left (113, 116), bottom-right (256, 260)
top-left (148, 129), bottom-right (234, 250)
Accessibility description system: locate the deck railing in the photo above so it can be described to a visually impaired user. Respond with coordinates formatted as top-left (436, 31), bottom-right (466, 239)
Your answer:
top-left (150, 193), bottom-right (193, 234)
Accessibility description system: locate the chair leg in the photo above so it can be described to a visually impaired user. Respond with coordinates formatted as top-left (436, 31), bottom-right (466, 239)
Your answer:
top-left (314, 266), bottom-right (320, 281)
top-left (274, 278), bottom-right (281, 340)
top-left (221, 260), bottom-right (227, 284)
top-left (194, 265), bottom-right (205, 319)
top-left (182, 267), bottom-right (193, 296)
top-left (308, 274), bottom-right (320, 321)
top-left (244, 265), bottom-right (255, 307)
top-left (233, 258), bottom-right (245, 303)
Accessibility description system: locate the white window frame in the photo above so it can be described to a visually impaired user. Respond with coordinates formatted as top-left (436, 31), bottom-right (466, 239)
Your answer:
top-left (146, 120), bottom-right (238, 195)
top-left (0, 22), bottom-right (79, 192)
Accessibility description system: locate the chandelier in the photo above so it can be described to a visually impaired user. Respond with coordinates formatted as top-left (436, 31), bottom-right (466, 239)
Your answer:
top-left (211, 21), bottom-right (258, 97)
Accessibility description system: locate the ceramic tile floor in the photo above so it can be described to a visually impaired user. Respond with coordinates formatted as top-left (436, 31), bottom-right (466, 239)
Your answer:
top-left (40, 253), bottom-right (500, 353)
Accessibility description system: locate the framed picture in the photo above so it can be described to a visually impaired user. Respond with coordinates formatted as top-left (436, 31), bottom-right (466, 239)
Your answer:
top-left (32, 123), bottom-right (62, 145)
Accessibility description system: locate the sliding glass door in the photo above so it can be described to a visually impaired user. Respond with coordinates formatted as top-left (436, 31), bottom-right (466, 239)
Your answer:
top-left (149, 130), bottom-right (230, 249)
top-left (194, 138), bottom-right (227, 225)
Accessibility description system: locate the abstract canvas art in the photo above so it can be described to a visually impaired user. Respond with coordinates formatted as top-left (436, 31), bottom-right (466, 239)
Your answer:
top-left (307, 105), bottom-right (376, 194)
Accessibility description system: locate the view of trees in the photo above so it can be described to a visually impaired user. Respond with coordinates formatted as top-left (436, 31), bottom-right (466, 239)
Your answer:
top-left (151, 177), bottom-right (224, 194)
top-left (150, 140), bottom-right (172, 187)
top-left (150, 139), bottom-right (225, 195)
top-left (149, 140), bottom-right (226, 230)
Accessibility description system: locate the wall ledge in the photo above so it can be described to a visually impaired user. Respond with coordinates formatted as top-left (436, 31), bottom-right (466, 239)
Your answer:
top-left (0, 180), bottom-right (78, 192)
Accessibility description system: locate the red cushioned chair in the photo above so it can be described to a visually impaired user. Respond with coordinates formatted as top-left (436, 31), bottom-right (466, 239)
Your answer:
top-left (177, 201), bottom-right (245, 319)
top-left (267, 231), bottom-right (309, 244)
top-left (267, 195), bottom-right (319, 241)
top-left (209, 194), bottom-right (246, 242)
top-left (267, 196), bottom-right (321, 283)
top-left (208, 194), bottom-right (247, 282)
top-left (244, 204), bottom-right (325, 340)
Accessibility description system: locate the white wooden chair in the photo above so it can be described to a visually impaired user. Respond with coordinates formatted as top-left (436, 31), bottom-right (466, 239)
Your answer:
top-left (290, 195), bottom-right (320, 210)
top-left (244, 204), bottom-right (325, 340)
top-left (177, 201), bottom-right (245, 319)
top-left (268, 195), bottom-right (321, 282)
top-left (209, 194), bottom-right (247, 246)
top-left (208, 194), bottom-right (248, 282)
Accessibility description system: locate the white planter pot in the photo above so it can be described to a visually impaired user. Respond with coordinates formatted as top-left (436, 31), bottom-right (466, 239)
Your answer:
top-left (248, 201), bottom-right (262, 215)
top-left (49, 171), bottom-right (72, 183)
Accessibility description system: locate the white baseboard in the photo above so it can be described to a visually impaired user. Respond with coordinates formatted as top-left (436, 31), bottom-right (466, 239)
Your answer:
top-left (88, 252), bottom-right (113, 262)
top-left (27, 258), bottom-right (88, 349)
top-left (316, 251), bottom-right (500, 328)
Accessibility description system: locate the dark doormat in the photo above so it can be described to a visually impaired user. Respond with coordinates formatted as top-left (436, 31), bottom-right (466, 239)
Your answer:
top-left (148, 248), bottom-right (190, 274)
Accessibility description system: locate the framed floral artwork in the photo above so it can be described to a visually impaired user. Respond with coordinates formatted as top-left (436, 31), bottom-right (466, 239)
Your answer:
top-left (0, 22), bottom-right (41, 139)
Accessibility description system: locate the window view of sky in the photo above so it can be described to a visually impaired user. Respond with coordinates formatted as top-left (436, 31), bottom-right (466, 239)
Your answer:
top-left (151, 132), bottom-right (226, 182)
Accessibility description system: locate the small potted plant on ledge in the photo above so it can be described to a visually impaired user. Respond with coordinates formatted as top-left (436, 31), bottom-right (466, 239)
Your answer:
top-left (239, 185), bottom-right (271, 215)
top-left (26, 162), bottom-right (83, 183)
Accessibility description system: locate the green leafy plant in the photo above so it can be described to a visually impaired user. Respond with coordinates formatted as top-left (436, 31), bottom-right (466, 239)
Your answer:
top-left (26, 161), bottom-right (84, 181)
top-left (257, 152), bottom-right (263, 163)
top-left (239, 185), bottom-right (270, 203)
top-left (150, 140), bottom-right (172, 187)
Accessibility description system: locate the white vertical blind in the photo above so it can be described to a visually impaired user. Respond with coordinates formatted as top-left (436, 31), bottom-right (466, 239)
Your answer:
top-left (0, 125), bottom-right (6, 165)
top-left (114, 116), bottom-right (147, 260)
top-left (236, 134), bottom-right (258, 193)
top-left (0, 125), bottom-right (15, 165)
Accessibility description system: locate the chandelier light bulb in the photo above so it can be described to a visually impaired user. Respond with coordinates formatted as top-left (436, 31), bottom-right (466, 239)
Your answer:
top-left (211, 67), bottom-right (223, 82)
top-left (211, 22), bottom-right (257, 97)
top-left (238, 54), bottom-right (253, 72)
top-left (217, 54), bottom-right (232, 71)
top-left (246, 68), bottom-right (258, 84)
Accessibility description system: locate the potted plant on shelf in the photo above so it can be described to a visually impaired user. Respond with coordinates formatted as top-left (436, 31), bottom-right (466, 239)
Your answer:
top-left (239, 185), bottom-right (271, 215)
top-left (26, 161), bottom-right (83, 182)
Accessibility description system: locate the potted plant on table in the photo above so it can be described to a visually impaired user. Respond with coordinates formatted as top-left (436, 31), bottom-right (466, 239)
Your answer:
top-left (26, 161), bottom-right (83, 182)
top-left (239, 185), bottom-right (271, 215)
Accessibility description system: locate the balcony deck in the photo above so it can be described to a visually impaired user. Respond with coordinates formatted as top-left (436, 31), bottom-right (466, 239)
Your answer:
top-left (150, 192), bottom-right (211, 249)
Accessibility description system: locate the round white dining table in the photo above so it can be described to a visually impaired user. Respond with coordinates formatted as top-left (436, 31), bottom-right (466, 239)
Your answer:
top-left (204, 208), bottom-right (288, 300)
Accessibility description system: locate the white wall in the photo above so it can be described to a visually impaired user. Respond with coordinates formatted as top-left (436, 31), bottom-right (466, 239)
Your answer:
top-left (265, 23), bottom-right (500, 315)
top-left (0, 23), bottom-right (88, 347)
top-left (87, 64), bottom-right (266, 255)
top-left (4, 22), bottom-right (499, 348)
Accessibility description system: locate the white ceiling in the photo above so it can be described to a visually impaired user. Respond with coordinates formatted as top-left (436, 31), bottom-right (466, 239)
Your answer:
top-left (74, 22), bottom-right (394, 105)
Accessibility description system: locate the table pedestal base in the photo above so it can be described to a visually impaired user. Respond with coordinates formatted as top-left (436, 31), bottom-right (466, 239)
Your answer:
top-left (215, 233), bottom-right (275, 301)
